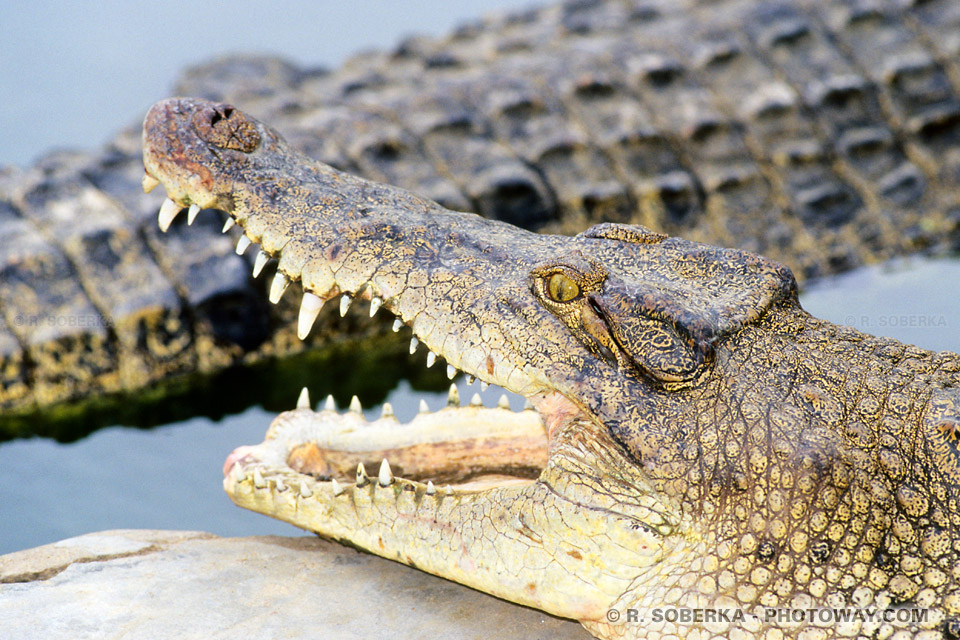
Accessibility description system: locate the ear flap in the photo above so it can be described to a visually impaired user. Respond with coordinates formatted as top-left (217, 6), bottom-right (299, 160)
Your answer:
top-left (578, 222), bottom-right (667, 244)
top-left (602, 311), bottom-right (712, 384)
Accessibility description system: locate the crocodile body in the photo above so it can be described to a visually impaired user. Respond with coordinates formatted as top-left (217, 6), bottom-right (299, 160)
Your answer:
top-left (3, 0), bottom-right (960, 418)
top-left (142, 97), bottom-right (960, 639)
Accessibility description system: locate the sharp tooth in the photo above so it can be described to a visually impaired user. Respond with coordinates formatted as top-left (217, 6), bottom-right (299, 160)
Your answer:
top-left (446, 364), bottom-right (456, 380)
top-left (467, 375), bottom-right (476, 385)
top-left (426, 351), bottom-right (437, 368)
top-left (142, 173), bottom-right (160, 193)
top-left (369, 296), bottom-right (382, 317)
top-left (426, 480), bottom-right (436, 495)
top-left (236, 235), bottom-right (252, 255)
top-left (297, 387), bottom-right (311, 409)
top-left (231, 464), bottom-right (245, 483)
top-left (381, 403), bottom-right (395, 419)
top-left (252, 250), bottom-right (270, 278)
top-left (378, 459), bottom-right (394, 486)
top-left (409, 337), bottom-right (418, 354)
top-left (323, 395), bottom-right (336, 411)
top-left (297, 292), bottom-right (324, 340)
top-left (356, 463), bottom-right (369, 485)
top-left (275, 478), bottom-right (287, 492)
top-left (497, 394), bottom-right (511, 410)
top-left (187, 203), bottom-right (201, 225)
top-left (339, 294), bottom-right (352, 317)
top-left (447, 384), bottom-right (460, 406)
top-left (253, 468), bottom-right (266, 489)
top-left (269, 272), bottom-right (290, 303)
top-left (470, 393), bottom-right (483, 407)
top-left (524, 399), bottom-right (535, 411)
top-left (299, 481), bottom-right (313, 498)
top-left (331, 478), bottom-right (344, 496)
top-left (349, 395), bottom-right (362, 413)
top-left (481, 381), bottom-right (489, 391)
top-left (158, 198), bottom-right (182, 232)
top-left (222, 216), bottom-right (236, 233)
top-left (392, 318), bottom-right (403, 332)
top-left (418, 399), bottom-right (430, 414)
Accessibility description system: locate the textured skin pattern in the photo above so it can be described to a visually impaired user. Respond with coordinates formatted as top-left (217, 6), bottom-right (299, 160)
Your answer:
top-left (144, 98), bottom-right (960, 639)
top-left (2, 0), bottom-right (960, 414)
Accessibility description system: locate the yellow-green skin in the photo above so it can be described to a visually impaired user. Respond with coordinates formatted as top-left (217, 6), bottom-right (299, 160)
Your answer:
top-left (144, 98), bottom-right (960, 639)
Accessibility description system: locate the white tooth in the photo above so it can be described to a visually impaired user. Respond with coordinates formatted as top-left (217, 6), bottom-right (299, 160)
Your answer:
top-left (297, 292), bottom-right (324, 340)
top-left (409, 337), bottom-right (419, 354)
top-left (323, 395), bottom-right (336, 411)
top-left (253, 468), bottom-right (266, 488)
top-left (426, 352), bottom-right (437, 368)
top-left (369, 296), bottom-right (382, 317)
top-left (187, 203), bottom-right (201, 225)
top-left (299, 481), bottom-right (313, 498)
top-left (480, 381), bottom-right (489, 391)
top-left (331, 478), bottom-right (344, 496)
top-left (275, 478), bottom-right (287, 492)
top-left (253, 250), bottom-right (270, 278)
top-left (339, 294), bottom-right (352, 317)
top-left (418, 399), bottom-right (430, 414)
top-left (447, 384), bottom-right (460, 406)
top-left (349, 395), bottom-right (362, 413)
top-left (426, 480), bottom-right (436, 495)
top-left (470, 393), bottom-right (483, 406)
top-left (236, 235), bottom-right (252, 255)
top-left (446, 364), bottom-right (456, 380)
top-left (158, 198), bottom-right (182, 232)
top-left (392, 318), bottom-right (402, 332)
top-left (142, 173), bottom-right (160, 193)
top-left (230, 463), bottom-right (246, 483)
top-left (498, 394), bottom-right (511, 410)
top-left (524, 399), bottom-right (535, 411)
top-left (381, 403), bottom-right (394, 419)
top-left (467, 375), bottom-right (476, 385)
top-left (269, 272), bottom-right (290, 303)
top-left (222, 216), bottom-right (236, 233)
top-left (378, 459), bottom-right (394, 486)
top-left (356, 463), bottom-right (368, 484)
top-left (297, 387), bottom-right (311, 409)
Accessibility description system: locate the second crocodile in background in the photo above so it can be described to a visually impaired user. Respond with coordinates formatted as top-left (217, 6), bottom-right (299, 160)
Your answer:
top-left (144, 98), bottom-right (960, 639)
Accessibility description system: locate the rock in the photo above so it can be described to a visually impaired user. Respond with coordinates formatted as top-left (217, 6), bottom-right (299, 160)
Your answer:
top-left (0, 529), bottom-right (591, 640)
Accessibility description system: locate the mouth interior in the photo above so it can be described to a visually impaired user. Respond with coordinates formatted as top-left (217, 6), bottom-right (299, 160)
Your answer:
top-left (144, 163), bottom-right (554, 494)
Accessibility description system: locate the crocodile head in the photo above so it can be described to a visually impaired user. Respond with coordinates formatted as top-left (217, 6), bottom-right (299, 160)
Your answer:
top-left (143, 98), bottom-right (960, 639)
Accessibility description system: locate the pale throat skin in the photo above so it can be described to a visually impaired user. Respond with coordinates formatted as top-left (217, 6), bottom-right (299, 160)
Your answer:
top-left (143, 98), bottom-right (960, 640)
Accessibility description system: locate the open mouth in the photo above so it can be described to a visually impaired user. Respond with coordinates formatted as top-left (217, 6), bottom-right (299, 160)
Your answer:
top-left (141, 173), bottom-right (558, 514)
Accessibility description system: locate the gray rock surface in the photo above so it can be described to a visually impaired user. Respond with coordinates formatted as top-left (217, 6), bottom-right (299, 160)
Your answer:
top-left (0, 529), bottom-right (590, 640)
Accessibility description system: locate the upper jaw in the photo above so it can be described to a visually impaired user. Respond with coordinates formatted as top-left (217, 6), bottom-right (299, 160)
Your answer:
top-left (142, 98), bottom-right (576, 402)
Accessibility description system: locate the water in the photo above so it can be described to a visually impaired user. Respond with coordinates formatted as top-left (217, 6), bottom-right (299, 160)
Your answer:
top-left (1, 0), bottom-right (544, 167)
top-left (1, 256), bottom-right (957, 555)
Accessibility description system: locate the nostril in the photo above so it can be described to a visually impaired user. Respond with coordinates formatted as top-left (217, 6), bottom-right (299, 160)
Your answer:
top-left (223, 107), bottom-right (234, 118)
top-left (211, 111), bottom-right (223, 127)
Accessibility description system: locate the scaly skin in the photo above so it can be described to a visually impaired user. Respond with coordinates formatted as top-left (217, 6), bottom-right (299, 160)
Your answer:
top-left (6, 0), bottom-right (960, 417)
top-left (144, 98), bottom-right (960, 639)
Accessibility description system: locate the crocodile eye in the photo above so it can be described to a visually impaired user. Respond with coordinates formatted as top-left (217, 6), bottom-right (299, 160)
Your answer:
top-left (547, 273), bottom-right (580, 302)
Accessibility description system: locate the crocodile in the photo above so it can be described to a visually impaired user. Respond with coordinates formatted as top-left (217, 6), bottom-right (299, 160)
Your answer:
top-left (3, 0), bottom-right (960, 424)
top-left (143, 96), bottom-right (960, 639)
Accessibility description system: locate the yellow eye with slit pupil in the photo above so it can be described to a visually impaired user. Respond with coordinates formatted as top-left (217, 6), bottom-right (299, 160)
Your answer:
top-left (547, 273), bottom-right (580, 302)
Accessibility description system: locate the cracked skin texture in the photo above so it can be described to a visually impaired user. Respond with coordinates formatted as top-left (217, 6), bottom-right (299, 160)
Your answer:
top-left (144, 98), bottom-right (960, 639)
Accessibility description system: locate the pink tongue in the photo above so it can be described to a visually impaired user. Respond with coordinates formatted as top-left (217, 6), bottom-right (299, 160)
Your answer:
top-left (533, 392), bottom-right (584, 440)
top-left (223, 446), bottom-right (258, 476)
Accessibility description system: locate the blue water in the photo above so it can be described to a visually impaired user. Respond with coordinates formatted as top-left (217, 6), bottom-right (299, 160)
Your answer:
top-left (1, 1), bottom-right (544, 167)
top-left (1, 256), bottom-right (957, 555)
